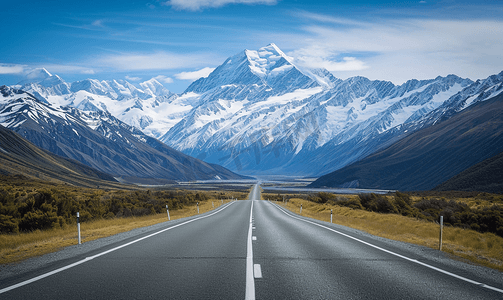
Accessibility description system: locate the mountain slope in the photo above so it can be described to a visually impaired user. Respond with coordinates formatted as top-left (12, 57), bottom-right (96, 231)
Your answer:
top-left (0, 124), bottom-right (124, 188)
top-left (0, 86), bottom-right (244, 184)
top-left (309, 92), bottom-right (503, 191)
top-left (433, 151), bottom-right (503, 193)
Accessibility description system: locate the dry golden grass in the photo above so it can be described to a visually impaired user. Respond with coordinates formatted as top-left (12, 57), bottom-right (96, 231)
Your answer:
top-left (0, 199), bottom-right (228, 265)
top-left (277, 197), bottom-right (503, 272)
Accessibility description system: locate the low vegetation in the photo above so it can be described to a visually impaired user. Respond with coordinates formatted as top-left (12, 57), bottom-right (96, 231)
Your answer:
top-left (0, 175), bottom-right (246, 234)
top-left (305, 191), bottom-right (503, 237)
top-left (264, 191), bottom-right (503, 271)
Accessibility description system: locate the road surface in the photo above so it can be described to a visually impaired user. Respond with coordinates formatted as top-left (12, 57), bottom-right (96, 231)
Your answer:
top-left (1, 183), bottom-right (502, 299)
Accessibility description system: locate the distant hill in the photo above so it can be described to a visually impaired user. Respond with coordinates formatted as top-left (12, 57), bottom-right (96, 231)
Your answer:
top-left (309, 92), bottom-right (503, 191)
top-left (0, 124), bottom-right (125, 188)
top-left (434, 151), bottom-right (503, 193)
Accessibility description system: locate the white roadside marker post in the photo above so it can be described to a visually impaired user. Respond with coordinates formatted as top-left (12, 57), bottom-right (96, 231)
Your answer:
top-left (331, 209), bottom-right (333, 223)
top-left (300, 204), bottom-right (302, 214)
top-left (77, 212), bottom-right (81, 245)
top-left (166, 205), bottom-right (170, 221)
top-left (212, 201), bottom-right (214, 208)
top-left (439, 215), bottom-right (443, 251)
top-left (197, 202), bottom-right (199, 214)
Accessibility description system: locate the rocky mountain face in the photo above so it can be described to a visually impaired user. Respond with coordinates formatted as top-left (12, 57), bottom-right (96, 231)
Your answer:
top-left (0, 123), bottom-right (122, 188)
top-left (310, 92), bottom-right (503, 191)
top-left (0, 85), bottom-right (244, 184)
top-left (8, 44), bottom-right (503, 179)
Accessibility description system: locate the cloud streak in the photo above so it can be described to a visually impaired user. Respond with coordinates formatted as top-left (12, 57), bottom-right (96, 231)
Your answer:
top-left (0, 64), bottom-right (25, 75)
top-left (164, 0), bottom-right (277, 11)
top-left (175, 67), bottom-right (215, 81)
top-left (97, 52), bottom-right (215, 71)
top-left (154, 75), bottom-right (174, 84)
top-left (125, 75), bottom-right (141, 81)
top-left (278, 12), bottom-right (503, 83)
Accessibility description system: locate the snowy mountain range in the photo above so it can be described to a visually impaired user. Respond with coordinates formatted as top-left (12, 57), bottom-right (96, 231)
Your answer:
top-left (7, 43), bottom-right (503, 177)
top-left (0, 85), bottom-right (244, 183)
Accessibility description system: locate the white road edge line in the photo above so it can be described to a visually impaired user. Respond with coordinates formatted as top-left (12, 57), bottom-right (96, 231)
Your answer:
top-left (0, 201), bottom-right (236, 295)
top-left (270, 202), bottom-right (503, 295)
top-left (245, 195), bottom-right (255, 300)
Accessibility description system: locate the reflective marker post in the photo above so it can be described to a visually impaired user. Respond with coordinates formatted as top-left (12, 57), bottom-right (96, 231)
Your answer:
top-left (300, 204), bottom-right (302, 214)
top-left (77, 212), bottom-right (81, 245)
top-left (166, 205), bottom-right (170, 221)
top-left (439, 216), bottom-right (443, 251)
top-left (331, 209), bottom-right (333, 223)
top-left (197, 202), bottom-right (199, 214)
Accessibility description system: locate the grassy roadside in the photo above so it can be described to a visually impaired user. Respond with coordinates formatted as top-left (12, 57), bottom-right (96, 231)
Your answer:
top-left (271, 196), bottom-right (503, 272)
top-left (0, 199), bottom-right (230, 265)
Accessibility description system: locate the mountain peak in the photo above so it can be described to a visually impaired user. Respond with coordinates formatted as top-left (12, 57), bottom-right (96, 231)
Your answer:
top-left (140, 78), bottom-right (172, 97)
top-left (244, 44), bottom-right (296, 79)
top-left (27, 68), bottom-right (52, 80)
top-left (17, 68), bottom-right (53, 85)
top-left (185, 43), bottom-right (323, 95)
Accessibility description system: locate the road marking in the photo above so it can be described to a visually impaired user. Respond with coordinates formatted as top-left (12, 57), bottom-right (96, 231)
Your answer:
top-left (270, 202), bottom-right (503, 295)
top-left (245, 197), bottom-right (255, 300)
top-left (0, 201), bottom-right (237, 295)
top-left (252, 236), bottom-right (257, 240)
top-left (254, 264), bottom-right (262, 278)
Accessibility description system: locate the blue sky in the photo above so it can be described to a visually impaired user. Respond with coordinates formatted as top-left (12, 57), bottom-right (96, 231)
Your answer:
top-left (1, 0), bottom-right (503, 93)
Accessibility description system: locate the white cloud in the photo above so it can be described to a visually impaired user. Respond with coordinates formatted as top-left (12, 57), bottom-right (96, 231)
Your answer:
top-left (275, 13), bottom-right (503, 83)
top-left (36, 64), bottom-right (95, 75)
top-left (92, 20), bottom-right (104, 27)
top-left (98, 52), bottom-right (214, 71)
top-left (290, 46), bottom-right (368, 72)
top-left (81, 69), bottom-right (95, 75)
top-left (175, 67), bottom-right (215, 81)
top-left (301, 56), bottom-right (368, 72)
top-left (0, 64), bottom-right (25, 74)
top-left (125, 75), bottom-right (142, 81)
top-left (154, 75), bottom-right (174, 84)
top-left (164, 0), bottom-right (277, 11)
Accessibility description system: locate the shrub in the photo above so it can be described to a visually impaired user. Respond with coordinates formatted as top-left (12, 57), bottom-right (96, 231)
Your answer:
top-left (393, 192), bottom-right (418, 217)
top-left (18, 210), bottom-right (63, 231)
top-left (0, 214), bottom-right (19, 233)
top-left (359, 193), bottom-right (398, 214)
top-left (335, 198), bottom-right (363, 210)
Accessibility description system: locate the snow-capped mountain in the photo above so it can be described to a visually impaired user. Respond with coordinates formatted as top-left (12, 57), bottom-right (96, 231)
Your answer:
top-left (0, 85), bottom-right (244, 183)
top-left (9, 44), bottom-right (503, 177)
top-left (15, 68), bottom-right (181, 138)
top-left (159, 44), bottom-right (497, 176)
top-left (185, 43), bottom-right (325, 95)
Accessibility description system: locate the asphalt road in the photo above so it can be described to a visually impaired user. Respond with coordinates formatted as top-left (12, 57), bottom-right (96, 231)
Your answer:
top-left (1, 183), bottom-right (502, 299)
